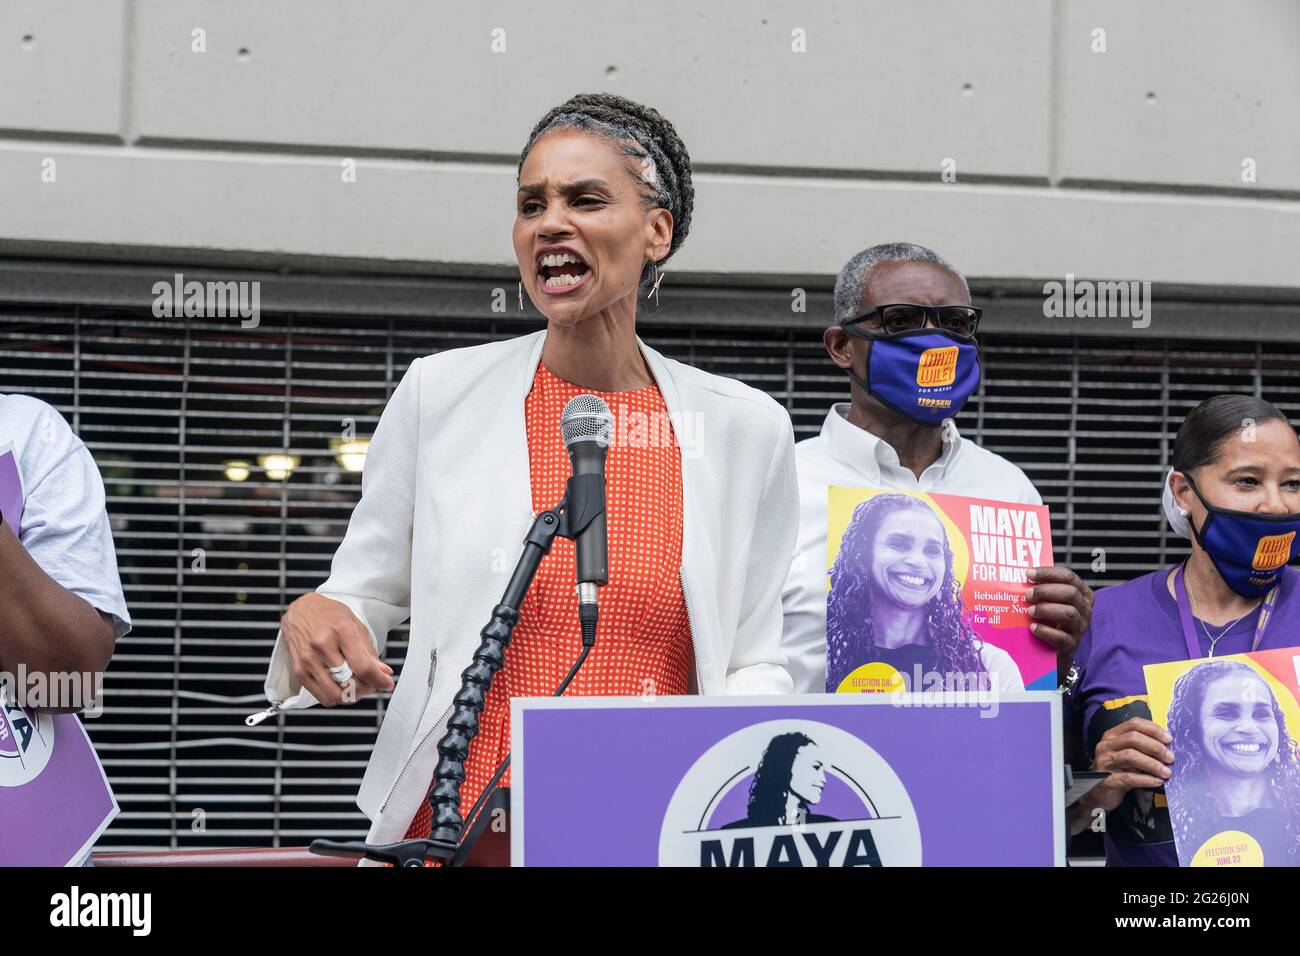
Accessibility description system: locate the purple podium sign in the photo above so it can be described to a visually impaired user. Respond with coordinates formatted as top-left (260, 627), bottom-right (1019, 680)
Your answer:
top-left (511, 692), bottom-right (1063, 867)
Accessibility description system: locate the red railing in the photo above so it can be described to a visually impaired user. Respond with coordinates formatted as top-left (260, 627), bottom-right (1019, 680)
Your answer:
top-left (90, 847), bottom-right (357, 867)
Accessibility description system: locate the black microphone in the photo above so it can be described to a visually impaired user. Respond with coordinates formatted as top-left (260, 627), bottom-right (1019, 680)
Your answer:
top-left (560, 395), bottom-right (612, 642)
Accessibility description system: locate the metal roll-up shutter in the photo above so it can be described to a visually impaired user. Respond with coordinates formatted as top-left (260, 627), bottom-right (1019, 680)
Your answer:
top-left (1, 270), bottom-right (1297, 850)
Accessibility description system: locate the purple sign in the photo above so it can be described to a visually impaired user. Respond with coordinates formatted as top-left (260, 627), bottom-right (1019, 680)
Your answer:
top-left (511, 692), bottom-right (1063, 866)
top-left (0, 443), bottom-right (119, 866)
top-left (0, 444), bottom-right (20, 530)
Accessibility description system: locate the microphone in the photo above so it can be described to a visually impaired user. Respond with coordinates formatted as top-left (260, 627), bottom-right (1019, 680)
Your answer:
top-left (560, 395), bottom-right (612, 642)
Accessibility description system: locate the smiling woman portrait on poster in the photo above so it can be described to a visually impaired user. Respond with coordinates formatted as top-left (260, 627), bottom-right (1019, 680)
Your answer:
top-left (826, 492), bottom-right (1024, 693)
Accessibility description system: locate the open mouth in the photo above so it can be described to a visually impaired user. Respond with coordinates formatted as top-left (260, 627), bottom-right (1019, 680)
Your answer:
top-left (890, 569), bottom-right (932, 590)
top-left (1223, 741), bottom-right (1266, 756)
top-left (536, 250), bottom-right (592, 294)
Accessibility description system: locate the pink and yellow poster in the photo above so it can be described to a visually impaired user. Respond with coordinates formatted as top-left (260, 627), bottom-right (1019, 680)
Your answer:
top-left (825, 486), bottom-right (1057, 694)
top-left (1145, 648), bottom-right (1300, 867)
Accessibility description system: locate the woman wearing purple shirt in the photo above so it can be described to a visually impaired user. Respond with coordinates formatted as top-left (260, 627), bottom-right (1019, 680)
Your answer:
top-left (1065, 394), bottom-right (1300, 866)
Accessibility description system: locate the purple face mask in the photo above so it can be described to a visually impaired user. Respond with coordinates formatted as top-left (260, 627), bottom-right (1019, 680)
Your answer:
top-left (842, 328), bottom-right (982, 426)
top-left (1184, 473), bottom-right (1300, 598)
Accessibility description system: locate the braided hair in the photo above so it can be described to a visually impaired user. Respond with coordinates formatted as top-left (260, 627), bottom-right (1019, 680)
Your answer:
top-left (518, 92), bottom-right (695, 290)
top-left (1165, 659), bottom-right (1300, 864)
top-left (827, 494), bottom-right (985, 691)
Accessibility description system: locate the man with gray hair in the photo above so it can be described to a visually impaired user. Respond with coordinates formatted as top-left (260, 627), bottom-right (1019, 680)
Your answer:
top-left (780, 242), bottom-right (1093, 692)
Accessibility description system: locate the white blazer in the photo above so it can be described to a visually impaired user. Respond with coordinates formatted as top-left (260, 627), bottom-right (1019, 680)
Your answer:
top-left (260, 329), bottom-right (798, 847)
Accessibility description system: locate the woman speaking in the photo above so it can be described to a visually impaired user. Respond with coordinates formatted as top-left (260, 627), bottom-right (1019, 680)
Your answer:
top-left (257, 93), bottom-right (798, 850)
top-left (1065, 394), bottom-right (1300, 865)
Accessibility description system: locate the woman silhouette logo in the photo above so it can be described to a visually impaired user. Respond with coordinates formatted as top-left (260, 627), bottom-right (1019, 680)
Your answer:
top-left (722, 733), bottom-right (837, 828)
top-left (658, 719), bottom-right (923, 866)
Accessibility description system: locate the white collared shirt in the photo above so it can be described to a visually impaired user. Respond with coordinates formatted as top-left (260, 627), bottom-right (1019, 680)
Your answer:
top-left (780, 403), bottom-right (1041, 693)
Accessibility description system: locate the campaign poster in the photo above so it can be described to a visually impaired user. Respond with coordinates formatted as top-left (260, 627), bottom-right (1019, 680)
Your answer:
top-left (1146, 648), bottom-right (1300, 867)
top-left (511, 692), bottom-right (1064, 867)
top-left (0, 442), bottom-right (119, 866)
top-left (825, 486), bottom-right (1057, 694)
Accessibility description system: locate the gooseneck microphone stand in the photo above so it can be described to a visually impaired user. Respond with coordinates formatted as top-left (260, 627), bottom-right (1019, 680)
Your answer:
top-left (309, 471), bottom-right (604, 867)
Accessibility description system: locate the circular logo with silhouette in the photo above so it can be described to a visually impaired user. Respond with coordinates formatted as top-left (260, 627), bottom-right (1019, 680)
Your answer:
top-left (659, 719), bottom-right (922, 866)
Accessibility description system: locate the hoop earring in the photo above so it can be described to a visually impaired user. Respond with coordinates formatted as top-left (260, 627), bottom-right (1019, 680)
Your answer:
top-left (517, 281), bottom-right (524, 312)
top-left (646, 261), bottom-right (666, 308)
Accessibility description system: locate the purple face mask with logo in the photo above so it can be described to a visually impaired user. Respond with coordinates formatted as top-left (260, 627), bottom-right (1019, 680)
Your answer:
top-left (842, 328), bottom-right (982, 427)
top-left (1184, 473), bottom-right (1300, 598)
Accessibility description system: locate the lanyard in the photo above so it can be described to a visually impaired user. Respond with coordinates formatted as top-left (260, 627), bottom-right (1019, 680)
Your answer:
top-left (1173, 562), bottom-right (1278, 660)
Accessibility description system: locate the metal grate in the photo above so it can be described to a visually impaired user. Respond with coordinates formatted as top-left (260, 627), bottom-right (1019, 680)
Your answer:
top-left (1, 279), bottom-right (1297, 850)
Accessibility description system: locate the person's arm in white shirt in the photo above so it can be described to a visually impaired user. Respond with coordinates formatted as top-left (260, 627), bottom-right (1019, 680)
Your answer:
top-left (1021, 478), bottom-right (1043, 507)
top-left (780, 475), bottom-right (829, 694)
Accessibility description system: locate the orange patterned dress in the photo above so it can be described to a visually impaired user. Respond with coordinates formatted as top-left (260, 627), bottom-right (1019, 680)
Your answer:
top-left (404, 361), bottom-right (692, 840)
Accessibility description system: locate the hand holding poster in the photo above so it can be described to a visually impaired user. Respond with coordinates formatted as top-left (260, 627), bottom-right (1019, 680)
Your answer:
top-left (1145, 648), bottom-right (1300, 867)
top-left (826, 486), bottom-right (1057, 695)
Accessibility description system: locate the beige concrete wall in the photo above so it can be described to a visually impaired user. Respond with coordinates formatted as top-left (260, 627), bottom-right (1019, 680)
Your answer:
top-left (2, 0), bottom-right (1297, 291)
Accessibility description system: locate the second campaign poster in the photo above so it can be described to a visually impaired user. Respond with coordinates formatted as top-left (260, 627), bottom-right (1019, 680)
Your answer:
top-left (1146, 648), bottom-right (1300, 867)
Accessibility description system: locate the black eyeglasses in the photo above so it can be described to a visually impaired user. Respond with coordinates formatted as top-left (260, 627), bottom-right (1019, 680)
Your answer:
top-left (843, 303), bottom-right (982, 338)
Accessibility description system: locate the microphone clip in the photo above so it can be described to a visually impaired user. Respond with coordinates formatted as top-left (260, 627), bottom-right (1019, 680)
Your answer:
top-left (556, 472), bottom-right (605, 541)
